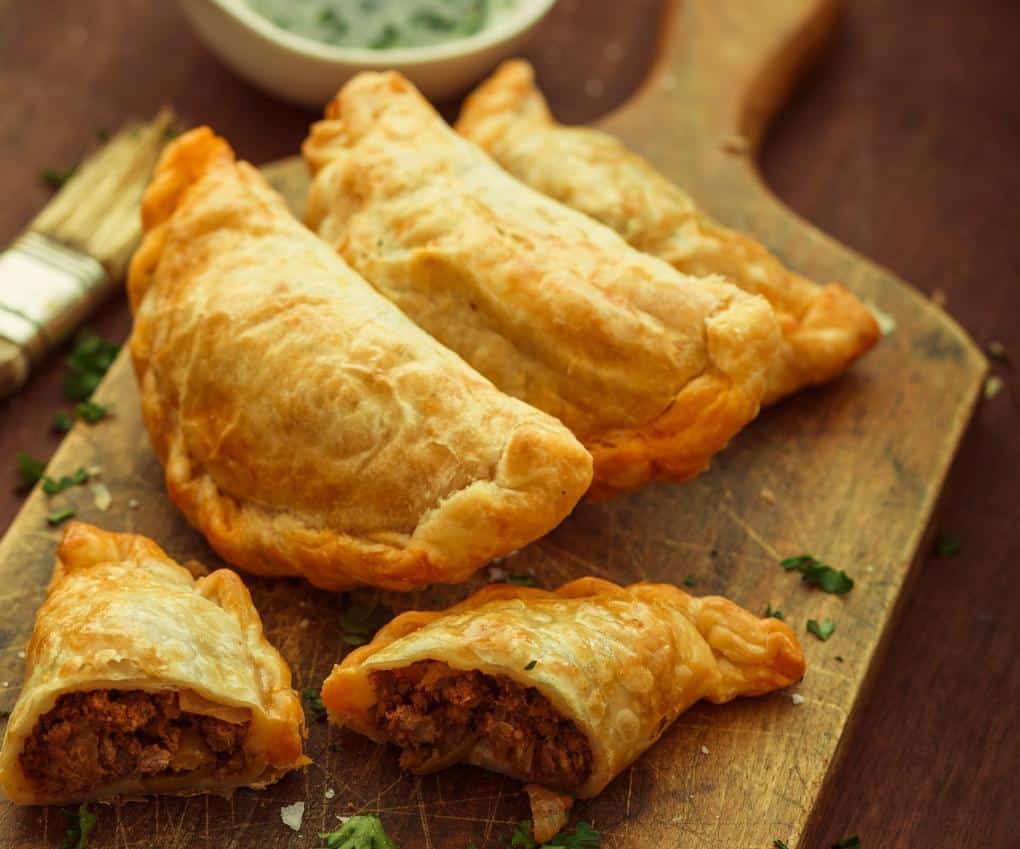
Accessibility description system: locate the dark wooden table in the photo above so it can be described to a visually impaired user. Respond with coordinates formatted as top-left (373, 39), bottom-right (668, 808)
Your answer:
top-left (1, 1), bottom-right (1016, 847)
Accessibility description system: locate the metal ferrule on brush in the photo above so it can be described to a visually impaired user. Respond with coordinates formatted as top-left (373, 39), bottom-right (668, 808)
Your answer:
top-left (0, 233), bottom-right (110, 387)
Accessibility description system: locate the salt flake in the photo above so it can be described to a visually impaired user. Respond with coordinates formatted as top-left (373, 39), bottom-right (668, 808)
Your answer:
top-left (280, 801), bottom-right (304, 831)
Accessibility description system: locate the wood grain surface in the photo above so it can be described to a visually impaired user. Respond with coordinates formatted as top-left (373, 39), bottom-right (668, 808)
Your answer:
top-left (0, 1), bottom-right (1015, 847)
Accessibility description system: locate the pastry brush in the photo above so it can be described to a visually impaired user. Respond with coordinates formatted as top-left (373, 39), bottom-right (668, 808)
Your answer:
top-left (0, 109), bottom-right (174, 399)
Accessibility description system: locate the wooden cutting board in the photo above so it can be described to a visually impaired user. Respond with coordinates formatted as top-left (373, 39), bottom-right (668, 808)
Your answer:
top-left (0, 0), bottom-right (987, 846)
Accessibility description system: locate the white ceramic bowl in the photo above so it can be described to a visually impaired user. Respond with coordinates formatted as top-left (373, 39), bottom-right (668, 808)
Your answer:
top-left (178, 0), bottom-right (558, 107)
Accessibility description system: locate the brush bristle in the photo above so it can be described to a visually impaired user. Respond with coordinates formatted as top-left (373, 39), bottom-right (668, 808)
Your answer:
top-left (30, 108), bottom-right (175, 281)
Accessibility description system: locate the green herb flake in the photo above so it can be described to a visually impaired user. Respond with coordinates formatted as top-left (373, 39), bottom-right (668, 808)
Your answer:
top-left (506, 573), bottom-right (537, 587)
top-left (41, 468), bottom-right (89, 495)
top-left (302, 687), bottom-right (327, 722)
top-left (52, 411), bottom-right (74, 433)
top-left (339, 594), bottom-right (393, 647)
top-left (765, 603), bottom-right (784, 621)
top-left (832, 838), bottom-right (861, 849)
top-left (63, 330), bottom-right (120, 401)
top-left (15, 452), bottom-right (47, 491)
top-left (934, 532), bottom-right (961, 557)
top-left (524, 660), bottom-right (537, 671)
top-left (57, 802), bottom-right (97, 849)
top-left (316, 814), bottom-right (397, 849)
top-left (774, 841), bottom-right (791, 849)
top-left (46, 507), bottom-right (76, 527)
top-left (781, 555), bottom-right (854, 595)
top-left (683, 575), bottom-right (697, 587)
top-left (806, 618), bottom-right (836, 641)
top-left (507, 820), bottom-right (601, 849)
top-left (40, 166), bottom-right (76, 189)
top-left (75, 401), bottom-right (111, 423)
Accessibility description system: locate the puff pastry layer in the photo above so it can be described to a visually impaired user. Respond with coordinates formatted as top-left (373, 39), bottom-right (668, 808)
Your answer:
top-left (0, 523), bottom-right (307, 805)
top-left (322, 578), bottom-right (805, 813)
top-left (458, 60), bottom-right (880, 404)
top-left (304, 72), bottom-right (782, 497)
top-left (127, 128), bottom-right (592, 591)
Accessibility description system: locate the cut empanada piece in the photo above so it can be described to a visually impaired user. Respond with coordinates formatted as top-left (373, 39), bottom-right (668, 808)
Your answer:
top-left (304, 72), bottom-right (782, 498)
top-left (0, 523), bottom-right (307, 805)
top-left (127, 129), bottom-right (592, 591)
top-left (458, 60), bottom-right (880, 404)
top-left (321, 578), bottom-right (805, 825)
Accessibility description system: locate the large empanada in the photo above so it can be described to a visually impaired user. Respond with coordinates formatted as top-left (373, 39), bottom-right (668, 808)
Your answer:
top-left (321, 578), bottom-right (805, 830)
top-left (127, 128), bottom-right (592, 591)
top-left (0, 523), bottom-right (307, 805)
top-left (458, 60), bottom-right (880, 404)
top-left (304, 72), bottom-right (782, 497)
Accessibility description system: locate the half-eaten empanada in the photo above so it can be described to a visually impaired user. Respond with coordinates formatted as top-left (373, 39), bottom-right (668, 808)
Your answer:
top-left (0, 522), bottom-right (307, 805)
top-left (458, 60), bottom-right (880, 404)
top-left (321, 578), bottom-right (805, 829)
top-left (127, 128), bottom-right (592, 591)
top-left (304, 72), bottom-right (782, 497)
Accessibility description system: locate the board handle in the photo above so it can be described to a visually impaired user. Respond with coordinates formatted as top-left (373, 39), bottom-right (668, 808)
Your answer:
top-left (602, 0), bottom-right (845, 158)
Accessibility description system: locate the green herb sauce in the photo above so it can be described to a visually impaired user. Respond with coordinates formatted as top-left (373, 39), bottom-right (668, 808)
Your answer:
top-left (248, 0), bottom-right (522, 50)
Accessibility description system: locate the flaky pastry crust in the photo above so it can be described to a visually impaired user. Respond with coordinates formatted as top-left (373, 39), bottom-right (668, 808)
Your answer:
top-left (304, 72), bottom-right (781, 497)
top-left (127, 129), bottom-right (592, 590)
top-left (322, 577), bottom-right (805, 800)
top-left (458, 61), bottom-right (880, 404)
top-left (0, 523), bottom-right (307, 805)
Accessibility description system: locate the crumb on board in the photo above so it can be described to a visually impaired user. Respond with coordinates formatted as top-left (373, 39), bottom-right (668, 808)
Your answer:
top-left (280, 801), bottom-right (304, 831)
top-left (127, 498), bottom-right (140, 509)
top-left (987, 340), bottom-right (1008, 361)
top-left (760, 487), bottom-right (777, 504)
top-left (868, 301), bottom-right (897, 336)
top-left (700, 745), bottom-right (710, 755)
top-left (90, 482), bottom-right (111, 511)
top-left (985, 375), bottom-right (1004, 400)
top-left (325, 787), bottom-right (335, 799)
top-left (722, 133), bottom-right (750, 154)
top-left (791, 693), bottom-right (806, 705)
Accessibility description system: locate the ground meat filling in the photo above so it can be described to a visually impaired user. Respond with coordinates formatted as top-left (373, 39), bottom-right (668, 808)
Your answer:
top-left (19, 690), bottom-right (250, 797)
top-left (372, 662), bottom-right (592, 789)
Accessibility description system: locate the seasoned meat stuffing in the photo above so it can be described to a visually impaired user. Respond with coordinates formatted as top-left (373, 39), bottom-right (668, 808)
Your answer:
top-left (19, 689), bottom-right (250, 797)
top-left (372, 662), bottom-right (591, 789)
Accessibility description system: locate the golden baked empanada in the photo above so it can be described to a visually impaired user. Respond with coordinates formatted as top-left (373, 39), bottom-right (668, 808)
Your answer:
top-left (127, 129), bottom-right (592, 591)
top-left (321, 578), bottom-right (805, 827)
top-left (304, 72), bottom-right (782, 497)
top-left (0, 523), bottom-right (307, 805)
top-left (458, 60), bottom-right (880, 403)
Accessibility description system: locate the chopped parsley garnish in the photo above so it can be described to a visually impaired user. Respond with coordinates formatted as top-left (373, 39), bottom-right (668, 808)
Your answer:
top-left (63, 330), bottom-right (120, 401)
top-left (508, 820), bottom-right (602, 849)
top-left (506, 573), bottom-right (537, 587)
top-left (524, 660), bottom-right (538, 671)
top-left (339, 594), bottom-right (393, 646)
top-left (765, 603), bottom-right (784, 620)
top-left (316, 814), bottom-right (397, 849)
top-left (57, 802), bottom-right (97, 849)
top-left (15, 452), bottom-right (46, 491)
top-left (806, 618), bottom-right (836, 641)
top-left (683, 575), bottom-right (697, 587)
top-left (42, 467), bottom-right (89, 495)
top-left (832, 838), bottom-right (860, 849)
top-left (74, 401), bottom-right (111, 423)
top-left (40, 166), bottom-right (76, 189)
top-left (774, 841), bottom-right (791, 849)
top-left (46, 507), bottom-right (76, 527)
top-left (934, 532), bottom-right (961, 557)
top-left (52, 411), bottom-right (74, 433)
top-left (781, 556), bottom-right (854, 595)
top-left (302, 687), bottom-right (327, 722)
